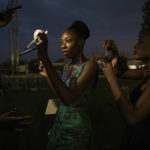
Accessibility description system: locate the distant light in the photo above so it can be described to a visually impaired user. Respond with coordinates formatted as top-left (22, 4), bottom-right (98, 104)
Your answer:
top-left (128, 65), bottom-right (137, 70)
top-left (97, 60), bottom-right (101, 64)
top-left (142, 64), bottom-right (146, 67)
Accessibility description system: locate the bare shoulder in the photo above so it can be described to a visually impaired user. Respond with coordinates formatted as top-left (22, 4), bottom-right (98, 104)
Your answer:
top-left (84, 59), bottom-right (98, 70)
top-left (80, 59), bottom-right (98, 79)
top-left (76, 59), bottom-right (97, 85)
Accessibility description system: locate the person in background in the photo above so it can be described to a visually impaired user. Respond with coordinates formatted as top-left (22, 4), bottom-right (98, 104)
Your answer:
top-left (0, 111), bottom-right (31, 131)
top-left (0, 8), bottom-right (13, 93)
top-left (103, 30), bottom-right (150, 150)
top-left (34, 20), bottom-right (98, 149)
top-left (0, 7), bottom-right (31, 131)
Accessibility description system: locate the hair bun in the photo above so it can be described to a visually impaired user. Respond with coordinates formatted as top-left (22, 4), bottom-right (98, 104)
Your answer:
top-left (68, 20), bottom-right (90, 40)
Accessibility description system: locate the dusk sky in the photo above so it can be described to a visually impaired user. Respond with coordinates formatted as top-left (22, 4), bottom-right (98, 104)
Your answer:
top-left (0, 0), bottom-right (148, 62)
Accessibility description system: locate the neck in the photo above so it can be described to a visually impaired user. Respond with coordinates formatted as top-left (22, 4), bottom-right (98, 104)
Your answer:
top-left (71, 53), bottom-right (85, 65)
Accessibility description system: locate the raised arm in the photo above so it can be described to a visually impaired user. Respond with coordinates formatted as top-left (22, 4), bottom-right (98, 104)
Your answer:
top-left (38, 60), bottom-right (59, 98)
top-left (103, 62), bottom-right (150, 125)
top-left (102, 40), bottom-right (146, 79)
top-left (34, 30), bottom-right (97, 105)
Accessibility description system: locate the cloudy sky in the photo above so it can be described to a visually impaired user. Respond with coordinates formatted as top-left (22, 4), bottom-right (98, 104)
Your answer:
top-left (0, 0), bottom-right (148, 62)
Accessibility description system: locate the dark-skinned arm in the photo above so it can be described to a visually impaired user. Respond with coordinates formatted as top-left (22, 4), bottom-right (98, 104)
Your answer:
top-left (35, 30), bottom-right (97, 105)
top-left (39, 61), bottom-right (59, 98)
top-left (104, 63), bottom-right (150, 125)
top-left (40, 57), bottom-right (97, 105)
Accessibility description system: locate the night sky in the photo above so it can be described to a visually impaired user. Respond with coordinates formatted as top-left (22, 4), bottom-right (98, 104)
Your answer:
top-left (0, 0), bottom-right (148, 62)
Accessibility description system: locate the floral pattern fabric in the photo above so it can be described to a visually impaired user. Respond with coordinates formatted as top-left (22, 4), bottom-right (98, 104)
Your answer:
top-left (46, 61), bottom-right (93, 150)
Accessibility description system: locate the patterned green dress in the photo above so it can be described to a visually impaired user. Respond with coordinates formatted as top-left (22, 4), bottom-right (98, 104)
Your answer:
top-left (46, 61), bottom-right (94, 150)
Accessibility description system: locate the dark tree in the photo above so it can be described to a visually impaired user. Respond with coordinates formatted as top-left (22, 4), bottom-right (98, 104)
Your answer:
top-left (139, 0), bottom-right (150, 41)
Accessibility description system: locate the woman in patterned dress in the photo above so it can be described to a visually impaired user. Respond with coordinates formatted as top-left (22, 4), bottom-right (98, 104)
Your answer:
top-left (34, 21), bottom-right (98, 150)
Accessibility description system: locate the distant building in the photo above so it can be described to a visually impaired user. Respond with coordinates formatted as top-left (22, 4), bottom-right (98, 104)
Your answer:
top-left (127, 59), bottom-right (146, 70)
top-left (16, 62), bottom-right (66, 76)
top-left (17, 64), bottom-right (29, 75)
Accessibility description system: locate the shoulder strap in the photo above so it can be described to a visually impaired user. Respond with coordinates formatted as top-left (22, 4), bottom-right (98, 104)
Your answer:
top-left (74, 61), bottom-right (88, 78)
top-left (61, 63), bottom-right (69, 81)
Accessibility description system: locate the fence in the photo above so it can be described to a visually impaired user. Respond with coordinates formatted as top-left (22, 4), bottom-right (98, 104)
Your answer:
top-left (1, 74), bottom-right (49, 89)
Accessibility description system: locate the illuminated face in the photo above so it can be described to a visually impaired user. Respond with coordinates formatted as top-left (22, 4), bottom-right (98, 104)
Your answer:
top-left (134, 32), bottom-right (150, 60)
top-left (61, 30), bottom-right (82, 59)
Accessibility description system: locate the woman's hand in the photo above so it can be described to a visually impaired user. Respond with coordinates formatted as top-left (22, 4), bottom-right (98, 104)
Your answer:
top-left (39, 60), bottom-right (48, 78)
top-left (0, 111), bottom-right (31, 131)
top-left (103, 62), bottom-right (116, 81)
top-left (33, 29), bottom-right (48, 59)
top-left (103, 61), bottom-right (124, 101)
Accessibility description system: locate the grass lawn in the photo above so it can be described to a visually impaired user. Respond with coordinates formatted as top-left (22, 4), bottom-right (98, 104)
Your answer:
top-left (0, 76), bottom-right (141, 150)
